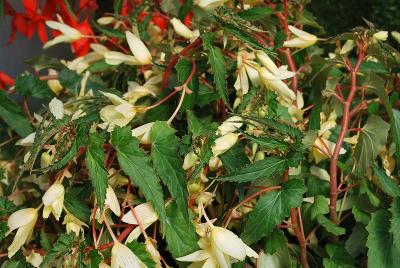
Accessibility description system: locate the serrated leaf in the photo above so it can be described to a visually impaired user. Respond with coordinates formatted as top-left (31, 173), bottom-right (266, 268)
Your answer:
top-left (317, 214), bottom-right (346, 235)
top-left (25, 55), bottom-right (63, 71)
top-left (372, 164), bottom-right (400, 197)
top-left (354, 115), bottom-right (390, 175)
top-left (186, 110), bottom-right (213, 137)
top-left (0, 221), bottom-right (8, 241)
top-left (202, 33), bottom-right (231, 109)
top-left (218, 157), bottom-right (287, 183)
top-left (111, 127), bottom-right (166, 222)
top-left (150, 121), bottom-right (189, 219)
top-left (241, 179), bottom-right (306, 244)
top-left (366, 210), bottom-right (400, 268)
top-left (164, 202), bottom-right (198, 257)
top-left (264, 228), bottom-right (286, 254)
top-left (0, 196), bottom-right (17, 217)
top-left (40, 233), bottom-right (75, 268)
top-left (94, 23), bottom-right (125, 38)
top-left (219, 142), bottom-right (250, 173)
top-left (14, 73), bottom-right (54, 99)
top-left (323, 244), bottom-right (355, 268)
top-left (244, 132), bottom-right (290, 153)
top-left (64, 192), bottom-right (91, 223)
top-left (88, 250), bottom-right (102, 268)
top-left (190, 134), bottom-right (215, 180)
top-left (85, 132), bottom-right (108, 211)
top-left (390, 197), bottom-right (400, 250)
top-left (392, 109), bottom-right (400, 166)
top-left (175, 58), bottom-right (198, 110)
top-left (126, 241), bottom-right (157, 267)
top-left (238, 7), bottom-right (274, 20)
top-left (352, 206), bottom-right (370, 225)
top-left (0, 91), bottom-right (33, 137)
top-left (310, 195), bottom-right (329, 219)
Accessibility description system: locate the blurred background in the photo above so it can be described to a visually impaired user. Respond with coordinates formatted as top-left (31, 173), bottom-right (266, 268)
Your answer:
top-left (0, 0), bottom-right (399, 76)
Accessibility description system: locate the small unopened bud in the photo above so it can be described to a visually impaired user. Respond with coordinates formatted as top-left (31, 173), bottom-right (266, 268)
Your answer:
top-left (97, 16), bottom-right (115, 25)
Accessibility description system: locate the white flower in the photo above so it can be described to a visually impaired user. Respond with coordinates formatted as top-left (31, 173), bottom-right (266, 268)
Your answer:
top-left (16, 132), bottom-right (36, 146)
top-left (42, 182), bottom-right (65, 220)
top-left (40, 151), bottom-right (53, 168)
top-left (26, 251), bottom-right (43, 267)
top-left (177, 225), bottom-right (258, 267)
top-left (104, 51), bottom-right (142, 65)
top-left (258, 67), bottom-right (296, 101)
top-left (195, 0), bottom-right (229, 9)
top-left (44, 20), bottom-right (82, 49)
top-left (234, 51), bottom-right (260, 95)
top-left (126, 31), bottom-right (152, 64)
top-left (131, 122), bottom-right (154, 144)
top-left (111, 241), bottom-right (146, 268)
top-left (283, 26), bottom-right (318, 49)
top-left (61, 56), bottom-right (89, 74)
top-left (97, 16), bottom-right (115, 25)
top-left (49, 97), bottom-right (64, 119)
top-left (63, 213), bottom-right (88, 236)
top-left (99, 92), bottom-right (136, 131)
top-left (217, 116), bottom-right (243, 136)
top-left (183, 151), bottom-right (198, 170)
top-left (340, 40), bottom-right (355, 54)
top-left (170, 18), bottom-right (195, 39)
top-left (256, 51), bottom-right (295, 80)
top-left (123, 203), bottom-right (159, 243)
top-left (7, 208), bottom-right (38, 257)
top-left (47, 69), bottom-right (63, 95)
top-left (392, 31), bottom-right (400, 44)
top-left (105, 185), bottom-right (121, 217)
top-left (373, 31), bottom-right (388, 41)
top-left (90, 43), bottom-right (110, 56)
top-left (212, 133), bottom-right (240, 157)
top-left (123, 75), bottom-right (160, 104)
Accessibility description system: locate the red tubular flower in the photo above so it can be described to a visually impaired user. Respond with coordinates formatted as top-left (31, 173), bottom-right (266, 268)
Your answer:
top-left (70, 18), bottom-right (94, 56)
top-left (183, 11), bottom-right (193, 27)
top-left (0, 72), bottom-right (14, 90)
top-left (151, 12), bottom-right (168, 31)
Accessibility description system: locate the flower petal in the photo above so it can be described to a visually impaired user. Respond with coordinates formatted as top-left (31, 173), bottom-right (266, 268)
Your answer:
top-left (175, 250), bottom-right (210, 262)
top-left (7, 208), bottom-right (37, 232)
top-left (121, 203), bottom-right (158, 225)
top-left (211, 227), bottom-right (246, 260)
top-left (126, 31), bottom-right (152, 65)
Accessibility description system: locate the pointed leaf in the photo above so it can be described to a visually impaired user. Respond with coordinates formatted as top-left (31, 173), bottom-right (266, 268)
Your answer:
top-left (372, 164), bottom-right (400, 197)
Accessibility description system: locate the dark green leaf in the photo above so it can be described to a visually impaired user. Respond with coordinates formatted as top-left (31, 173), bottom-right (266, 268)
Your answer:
top-left (176, 59), bottom-right (198, 110)
top-left (126, 241), bottom-right (157, 267)
top-left (0, 221), bottom-right (8, 241)
top-left (164, 202), bottom-right (198, 258)
top-left (352, 206), bottom-right (370, 225)
top-left (241, 179), bottom-right (306, 244)
top-left (390, 197), bottom-right (400, 249)
top-left (0, 91), bottom-right (33, 136)
top-left (264, 228), bottom-right (286, 254)
top-left (219, 143), bottom-right (250, 173)
top-left (238, 7), bottom-right (274, 20)
top-left (323, 244), bottom-right (355, 268)
top-left (150, 121), bottom-right (189, 218)
top-left (244, 132), bottom-right (290, 153)
top-left (111, 127), bottom-right (166, 222)
top-left (64, 192), bottom-right (91, 223)
top-left (366, 210), bottom-right (400, 268)
top-left (0, 196), bottom-right (17, 217)
top-left (310, 195), bottom-right (329, 219)
top-left (218, 157), bottom-right (287, 183)
top-left (354, 115), bottom-right (390, 175)
top-left (178, 0), bottom-right (192, 20)
top-left (186, 110), bottom-right (212, 137)
top-left (25, 55), bottom-right (63, 71)
top-left (88, 250), bottom-right (103, 268)
top-left (86, 132), bottom-right (108, 211)
top-left (40, 234), bottom-right (75, 268)
top-left (202, 33), bottom-right (231, 109)
top-left (317, 214), bottom-right (346, 235)
top-left (94, 23), bottom-right (125, 39)
top-left (392, 110), bottom-right (400, 166)
top-left (14, 73), bottom-right (54, 99)
top-left (372, 164), bottom-right (400, 197)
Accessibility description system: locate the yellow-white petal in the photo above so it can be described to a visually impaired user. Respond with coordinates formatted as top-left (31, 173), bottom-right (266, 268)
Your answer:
top-left (105, 186), bottom-right (121, 217)
top-left (49, 97), bottom-right (64, 119)
top-left (183, 151), bottom-right (198, 170)
top-left (45, 21), bottom-right (82, 39)
top-left (7, 208), bottom-right (37, 232)
top-left (340, 40), bottom-right (355, 54)
top-left (131, 122), bottom-right (154, 144)
top-left (8, 213), bottom-right (37, 257)
top-left (111, 241), bottom-right (142, 268)
top-left (288, 25), bottom-right (317, 42)
top-left (97, 16), bottom-right (115, 25)
top-left (258, 67), bottom-right (295, 101)
top-left (212, 133), bottom-right (239, 157)
top-left (16, 132), bottom-right (36, 146)
top-left (217, 116), bottom-right (243, 136)
top-left (256, 51), bottom-right (279, 74)
top-left (121, 203), bottom-right (158, 225)
top-left (126, 31), bottom-right (152, 65)
top-left (26, 251), bottom-right (43, 267)
top-left (170, 18), bottom-right (195, 39)
top-left (211, 227), bottom-right (247, 260)
top-left (175, 250), bottom-right (210, 262)
top-left (90, 43), bottom-right (110, 55)
top-left (43, 35), bottom-right (73, 49)
top-left (196, 0), bottom-right (229, 9)
top-left (373, 31), bottom-right (388, 41)
top-left (104, 51), bottom-right (140, 65)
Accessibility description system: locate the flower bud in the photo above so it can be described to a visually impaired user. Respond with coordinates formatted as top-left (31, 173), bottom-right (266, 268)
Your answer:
top-left (97, 16), bottom-right (115, 25)
top-left (42, 183), bottom-right (65, 220)
top-left (170, 18), bottom-right (195, 39)
top-left (212, 133), bottom-right (239, 157)
top-left (373, 31), bottom-right (388, 41)
top-left (183, 151), bottom-right (198, 170)
top-left (217, 116), bottom-right (243, 136)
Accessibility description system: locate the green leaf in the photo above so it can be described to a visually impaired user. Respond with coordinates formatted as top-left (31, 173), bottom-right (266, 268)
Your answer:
top-left (64, 192), bottom-right (91, 223)
top-left (366, 210), bottom-right (400, 268)
top-left (392, 109), bottom-right (400, 165)
top-left (14, 73), bottom-right (54, 99)
top-left (150, 121), bottom-right (189, 218)
top-left (0, 196), bottom-right (17, 217)
top-left (372, 164), bottom-right (400, 197)
top-left (58, 68), bottom-right (105, 94)
top-left (40, 234), bottom-right (75, 268)
top-left (88, 250), bottom-right (103, 268)
top-left (218, 157), bottom-right (288, 183)
top-left (241, 179), bottom-right (306, 244)
top-left (85, 132), bottom-right (108, 211)
top-left (175, 58), bottom-right (198, 110)
top-left (244, 132), bottom-right (290, 153)
top-left (25, 55), bottom-right (63, 71)
top-left (111, 127), bottom-right (166, 222)
top-left (0, 91), bottom-right (33, 137)
top-left (0, 221), bottom-right (8, 241)
top-left (310, 195), bottom-right (329, 219)
top-left (114, 0), bottom-right (122, 13)
top-left (323, 244), bottom-right (355, 268)
top-left (264, 228), bottom-right (286, 254)
top-left (317, 214), bottom-right (346, 235)
top-left (126, 241), bottom-right (157, 267)
top-left (190, 134), bottom-right (215, 180)
top-left (94, 22), bottom-right (126, 39)
top-left (238, 7), bottom-right (274, 20)
top-left (186, 110), bottom-right (213, 137)
top-left (178, 0), bottom-right (192, 20)
top-left (219, 143), bottom-right (250, 173)
top-left (354, 115), bottom-right (390, 175)
top-left (202, 33), bottom-right (231, 109)
top-left (390, 197), bottom-right (400, 250)
top-left (352, 206), bottom-right (370, 225)
top-left (164, 202), bottom-right (198, 258)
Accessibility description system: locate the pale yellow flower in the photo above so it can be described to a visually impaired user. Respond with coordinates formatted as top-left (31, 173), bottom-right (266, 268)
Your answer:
top-left (131, 122), bottom-right (154, 144)
top-left (217, 116), bottom-right (243, 136)
top-left (123, 203), bottom-right (159, 243)
top-left (97, 16), bottom-right (115, 25)
top-left (44, 19), bottom-right (82, 48)
top-left (183, 151), bottom-right (198, 170)
top-left (111, 241), bottom-right (146, 268)
top-left (170, 18), bottom-right (195, 39)
top-left (283, 26), bottom-right (318, 49)
top-left (42, 182), bottom-right (65, 220)
top-left (258, 67), bottom-right (296, 101)
top-left (26, 251), bottom-right (43, 267)
top-left (63, 213), bottom-right (88, 236)
top-left (7, 208), bottom-right (38, 257)
top-left (195, 0), bottom-right (229, 9)
top-left (373, 31), bottom-right (388, 41)
top-left (212, 133), bottom-right (240, 157)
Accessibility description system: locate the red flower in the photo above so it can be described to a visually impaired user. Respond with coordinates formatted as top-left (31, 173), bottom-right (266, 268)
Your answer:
top-left (151, 12), bottom-right (168, 31)
top-left (0, 72), bottom-right (14, 90)
top-left (70, 18), bottom-right (94, 56)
